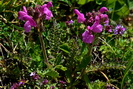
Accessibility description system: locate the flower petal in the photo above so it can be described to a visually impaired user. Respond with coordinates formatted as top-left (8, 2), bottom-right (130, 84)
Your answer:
top-left (22, 15), bottom-right (36, 26)
top-left (18, 11), bottom-right (27, 20)
top-left (23, 6), bottom-right (27, 14)
top-left (24, 21), bottom-right (31, 32)
top-left (87, 26), bottom-right (91, 31)
top-left (43, 7), bottom-right (53, 20)
top-left (46, 2), bottom-right (53, 8)
top-left (99, 7), bottom-right (108, 13)
top-left (77, 13), bottom-right (86, 23)
top-left (92, 24), bottom-right (103, 33)
top-left (74, 9), bottom-right (86, 23)
top-left (82, 30), bottom-right (94, 44)
top-left (100, 14), bottom-right (109, 25)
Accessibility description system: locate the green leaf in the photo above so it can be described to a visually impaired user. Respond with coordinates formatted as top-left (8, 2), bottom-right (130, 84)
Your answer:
top-left (55, 53), bottom-right (62, 65)
top-left (129, 0), bottom-right (133, 9)
top-left (81, 43), bottom-right (88, 56)
top-left (11, 24), bottom-right (24, 31)
top-left (78, 55), bottom-right (91, 69)
top-left (78, 0), bottom-right (94, 5)
top-left (59, 43), bottom-right (71, 54)
top-left (106, 0), bottom-right (129, 20)
top-left (46, 69), bottom-right (59, 78)
top-left (57, 0), bottom-right (71, 5)
top-left (106, 0), bottom-right (117, 8)
top-left (115, 4), bottom-right (129, 16)
top-left (55, 65), bottom-right (67, 71)
top-left (78, 0), bottom-right (86, 5)
top-left (96, 0), bottom-right (104, 5)
top-left (83, 75), bottom-right (92, 89)
top-left (121, 60), bottom-right (133, 89)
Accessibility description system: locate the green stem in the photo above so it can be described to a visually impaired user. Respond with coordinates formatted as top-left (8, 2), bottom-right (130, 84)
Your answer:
top-left (38, 31), bottom-right (49, 65)
top-left (88, 44), bottom-right (93, 56)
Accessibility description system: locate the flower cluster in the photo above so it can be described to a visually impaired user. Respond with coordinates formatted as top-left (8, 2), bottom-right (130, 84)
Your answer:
top-left (114, 25), bottom-right (126, 35)
top-left (18, 2), bottom-right (53, 32)
top-left (74, 7), bottom-right (126, 44)
top-left (74, 7), bottom-right (110, 44)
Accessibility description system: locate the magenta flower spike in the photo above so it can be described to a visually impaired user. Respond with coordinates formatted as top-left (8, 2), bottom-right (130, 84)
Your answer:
top-left (74, 9), bottom-right (86, 23)
top-left (82, 30), bottom-right (94, 44)
top-left (99, 7), bottom-right (109, 13)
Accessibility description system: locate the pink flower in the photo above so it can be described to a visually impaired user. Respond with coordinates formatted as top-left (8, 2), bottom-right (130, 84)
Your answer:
top-left (90, 16), bottom-right (103, 33)
top-left (46, 2), bottom-right (53, 8)
top-left (18, 6), bottom-right (36, 32)
top-left (18, 11), bottom-right (27, 20)
top-left (22, 15), bottom-right (36, 26)
top-left (74, 9), bottom-right (86, 23)
top-left (82, 30), bottom-right (94, 44)
top-left (24, 21), bottom-right (31, 32)
top-left (91, 22), bottom-right (103, 33)
top-left (43, 7), bottom-right (53, 20)
top-left (40, 2), bottom-right (53, 20)
top-left (99, 7), bottom-right (109, 13)
top-left (41, 2), bottom-right (53, 9)
top-left (99, 14), bottom-right (109, 25)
